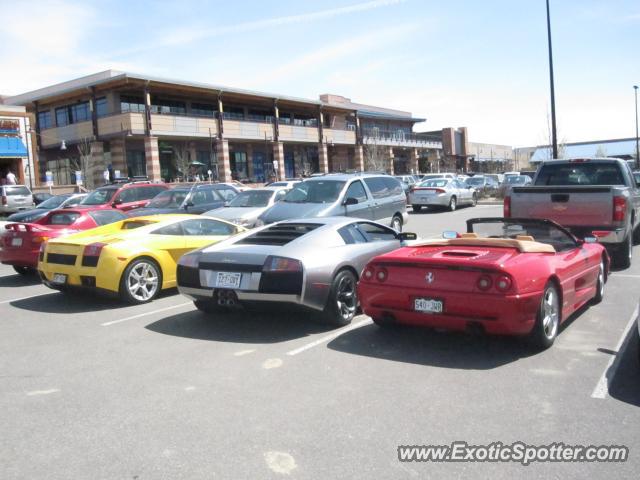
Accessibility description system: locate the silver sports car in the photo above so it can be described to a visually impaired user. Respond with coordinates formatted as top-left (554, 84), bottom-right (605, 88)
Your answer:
top-left (177, 217), bottom-right (413, 325)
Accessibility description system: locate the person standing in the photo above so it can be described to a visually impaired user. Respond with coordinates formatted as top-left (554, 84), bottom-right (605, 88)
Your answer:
top-left (5, 169), bottom-right (17, 185)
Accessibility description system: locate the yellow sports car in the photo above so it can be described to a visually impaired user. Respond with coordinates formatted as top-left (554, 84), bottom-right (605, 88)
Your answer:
top-left (38, 214), bottom-right (244, 304)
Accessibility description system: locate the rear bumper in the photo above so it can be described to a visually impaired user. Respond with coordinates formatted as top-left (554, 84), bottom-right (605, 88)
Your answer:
top-left (179, 285), bottom-right (302, 305)
top-left (566, 226), bottom-right (627, 245)
top-left (408, 193), bottom-right (449, 207)
top-left (38, 258), bottom-right (122, 293)
top-left (0, 248), bottom-right (39, 268)
top-left (358, 283), bottom-right (543, 335)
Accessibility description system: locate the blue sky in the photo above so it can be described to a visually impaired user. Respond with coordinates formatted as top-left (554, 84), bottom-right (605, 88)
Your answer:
top-left (1, 0), bottom-right (639, 146)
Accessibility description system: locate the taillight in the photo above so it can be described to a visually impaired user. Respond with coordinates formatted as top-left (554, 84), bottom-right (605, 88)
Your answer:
top-left (613, 196), bottom-right (626, 222)
top-left (504, 196), bottom-right (511, 218)
top-left (263, 256), bottom-right (303, 272)
top-left (31, 236), bottom-right (49, 245)
top-left (363, 266), bottom-right (375, 280)
top-left (1, 195), bottom-right (6, 206)
top-left (434, 188), bottom-right (446, 194)
top-left (83, 242), bottom-right (106, 258)
top-left (477, 275), bottom-right (492, 291)
top-left (495, 275), bottom-right (512, 292)
top-left (376, 268), bottom-right (388, 282)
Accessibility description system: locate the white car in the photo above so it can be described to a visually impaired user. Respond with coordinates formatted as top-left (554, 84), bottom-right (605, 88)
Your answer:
top-left (204, 187), bottom-right (289, 228)
top-left (409, 177), bottom-right (477, 212)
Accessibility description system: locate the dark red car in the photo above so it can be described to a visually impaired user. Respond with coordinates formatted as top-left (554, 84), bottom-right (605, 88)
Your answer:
top-left (0, 208), bottom-right (126, 274)
top-left (358, 217), bottom-right (609, 349)
top-left (77, 180), bottom-right (168, 212)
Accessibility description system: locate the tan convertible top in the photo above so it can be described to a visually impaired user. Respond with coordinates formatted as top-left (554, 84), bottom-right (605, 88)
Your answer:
top-left (413, 237), bottom-right (556, 253)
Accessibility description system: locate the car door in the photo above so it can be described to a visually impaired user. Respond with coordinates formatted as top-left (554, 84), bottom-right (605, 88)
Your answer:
top-left (112, 187), bottom-right (140, 211)
top-left (342, 180), bottom-right (373, 220)
top-left (362, 177), bottom-right (387, 221)
top-left (453, 180), bottom-right (469, 204)
top-left (382, 177), bottom-right (407, 215)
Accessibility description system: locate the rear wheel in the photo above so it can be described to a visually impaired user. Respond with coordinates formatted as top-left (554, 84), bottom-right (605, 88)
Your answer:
top-left (119, 258), bottom-right (162, 304)
top-left (412, 205), bottom-right (422, 212)
top-left (591, 260), bottom-right (605, 304)
top-left (448, 196), bottom-right (457, 211)
top-left (13, 266), bottom-right (35, 275)
top-left (391, 215), bottom-right (403, 232)
top-left (613, 234), bottom-right (632, 269)
top-left (321, 270), bottom-right (358, 326)
top-left (528, 282), bottom-right (560, 350)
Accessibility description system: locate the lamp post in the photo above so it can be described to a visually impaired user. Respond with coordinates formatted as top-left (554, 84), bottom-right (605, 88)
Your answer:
top-left (634, 85), bottom-right (639, 169)
top-left (546, 0), bottom-right (558, 159)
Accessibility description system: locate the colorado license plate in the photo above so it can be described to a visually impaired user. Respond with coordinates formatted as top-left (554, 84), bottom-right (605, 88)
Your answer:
top-left (414, 298), bottom-right (443, 314)
top-left (52, 273), bottom-right (67, 285)
top-left (214, 272), bottom-right (241, 288)
top-left (11, 238), bottom-right (22, 247)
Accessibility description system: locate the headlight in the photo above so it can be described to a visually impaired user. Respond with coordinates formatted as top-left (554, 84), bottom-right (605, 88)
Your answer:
top-left (179, 251), bottom-right (202, 268)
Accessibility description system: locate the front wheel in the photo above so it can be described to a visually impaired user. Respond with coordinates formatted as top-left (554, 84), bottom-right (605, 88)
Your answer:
top-left (119, 258), bottom-right (162, 304)
top-left (321, 270), bottom-right (358, 326)
top-left (13, 266), bottom-right (35, 275)
top-left (613, 234), bottom-right (632, 269)
top-left (391, 215), bottom-right (403, 232)
top-left (591, 260), bottom-right (605, 304)
top-left (448, 196), bottom-right (457, 211)
top-left (527, 282), bottom-right (560, 350)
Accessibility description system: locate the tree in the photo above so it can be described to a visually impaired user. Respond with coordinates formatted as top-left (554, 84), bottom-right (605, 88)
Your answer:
top-left (595, 145), bottom-right (608, 158)
top-left (172, 141), bottom-right (191, 181)
top-left (69, 137), bottom-right (94, 189)
top-left (363, 128), bottom-right (389, 172)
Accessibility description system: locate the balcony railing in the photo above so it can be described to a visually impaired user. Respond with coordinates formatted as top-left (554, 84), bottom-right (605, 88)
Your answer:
top-left (363, 128), bottom-right (442, 148)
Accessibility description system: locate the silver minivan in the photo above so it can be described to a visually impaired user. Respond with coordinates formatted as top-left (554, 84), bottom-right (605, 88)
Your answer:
top-left (0, 185), bottom-right (34, 213)
top-left (257, 173), bottom-right (409, 231)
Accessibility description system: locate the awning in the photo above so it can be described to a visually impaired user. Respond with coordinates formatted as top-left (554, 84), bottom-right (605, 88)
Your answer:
top-left (0, 136), bottom-right (28, 158)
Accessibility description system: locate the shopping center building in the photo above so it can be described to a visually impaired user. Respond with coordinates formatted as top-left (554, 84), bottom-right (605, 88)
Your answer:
top-left (3, 71), bottom-right (443, 187)
top-left (0, 105), bottom-right (36, 187)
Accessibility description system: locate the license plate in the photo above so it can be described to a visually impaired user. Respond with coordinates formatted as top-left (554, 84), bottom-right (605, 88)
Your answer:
top-left (11, 238), bottom-right (22, 247)
top-left (214, 272), bottom-right (241, 288)
top-left (52, 273), bottom-right (67, 285)
top-left (414, 298), bottom-right (443, 314)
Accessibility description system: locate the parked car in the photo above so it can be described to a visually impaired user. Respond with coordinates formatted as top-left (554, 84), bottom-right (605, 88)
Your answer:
top-left (358, 217), bottom-right (608, 350)
top-left (38, 214), bottom-right (244, 304)
top-left (409, 178), bottom-right (477, 212)
top-left (485, 173), bottom-right (504, 185)
top-left (7, 193), bottom-right (87, 223)
top-left (0, 185), bottom-right (34, 214)
top-left (127, 184), bottom-right (240, 217)
top-left (78, 180), bottom-right (168, 212)
top-left (419, 173), bottom-right (456, 181)
top-left (256, 173), bottom-right (408, 232)
top-left (1, 208), bottom-right (126, 275)
top-left (177, 217), bottom-right (414, 325)
top-left (632, 170), bottom-right (640, 185)
top-left (265, 180), bottom-right (303, 188)
top-left (464, 175), bottom-right (499, 198)
top-left (498, 174), bottom-right (532, 198)
top-left (33, 192), bottom-right (54, 206)
top-left (204, 187), bottom-right (289, 228)
top-left (219, 181), bottom-right (252, 192)
top-left (506, 158), bottom-right (640, 268)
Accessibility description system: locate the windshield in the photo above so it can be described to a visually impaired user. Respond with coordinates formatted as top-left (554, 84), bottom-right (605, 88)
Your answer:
top-left (283, 180), bottom-right (346, 204)
top-left (146, 190), bottom-right (189, 208)
top-left (228, 190), bottom-right (273, 207)
top-left (4, 186), bottom-right (31, 196)
top-left (37, 195), bottom-right (69, 209)
top-left (81, 188), bottom-right (117, 205)
top-left (536, 163), bottom-right (625, 186)
top-left (468, 218), bottom-right (576, 251)
top-left (466, 177), bottom-right (485, 185)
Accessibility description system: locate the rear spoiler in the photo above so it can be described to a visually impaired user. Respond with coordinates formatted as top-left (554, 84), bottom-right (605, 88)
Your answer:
top-left (5, 223), bottom-right (52, 233)
top-left (511, 186), bottom-right (613, 194)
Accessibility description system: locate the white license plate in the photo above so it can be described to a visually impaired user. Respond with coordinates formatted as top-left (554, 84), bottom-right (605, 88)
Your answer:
top-left (11, 238), bottom-right (22, 247)
top-left (414, 298), bottom-right (443, 314)
top-left (214, 272), bottom-right (241, 288)
top-left (52, 273), bottom-right (67, 285)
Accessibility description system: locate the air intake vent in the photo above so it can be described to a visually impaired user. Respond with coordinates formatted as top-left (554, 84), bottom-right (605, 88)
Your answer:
top-left (237, 223), bottom-right (320, 246)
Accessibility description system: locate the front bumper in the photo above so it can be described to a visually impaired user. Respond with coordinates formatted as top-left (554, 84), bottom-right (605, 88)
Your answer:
top-left (358, 282), bottom-right (543, 335)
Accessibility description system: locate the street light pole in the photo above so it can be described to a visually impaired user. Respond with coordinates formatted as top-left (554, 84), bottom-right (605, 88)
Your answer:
top-left (546, 0), bottom-right (558, 159)
top-left (634, 85), bottom-right (639, 169)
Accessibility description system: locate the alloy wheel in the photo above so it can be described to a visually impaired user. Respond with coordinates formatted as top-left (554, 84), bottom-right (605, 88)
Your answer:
top-left (336, 275), bottom-right (356, 321)
top-left (542, 287), bottom-right (559, 339)
top-left (126, 261), bottom-right (160, 302)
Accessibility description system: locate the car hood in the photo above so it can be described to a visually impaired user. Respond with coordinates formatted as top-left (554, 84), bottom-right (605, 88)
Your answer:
top-left (127, 207), bottom-right (182, 217)
top-left (259, 202), bottom-right (336, 223)
top-left (207, 206), bottom-right (267, 222)
top-left (7, 209), bottom-right (49, 222)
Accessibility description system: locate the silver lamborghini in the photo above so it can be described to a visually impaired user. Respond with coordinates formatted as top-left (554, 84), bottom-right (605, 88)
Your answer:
top-left (177, 216), bottom-right (413, 326)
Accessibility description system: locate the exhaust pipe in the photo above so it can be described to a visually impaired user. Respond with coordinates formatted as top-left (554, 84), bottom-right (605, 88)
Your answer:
top-left (216, 289), bottom-right (238, 307)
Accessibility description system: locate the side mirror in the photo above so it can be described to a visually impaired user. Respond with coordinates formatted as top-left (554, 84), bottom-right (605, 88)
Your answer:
top-left (343, 197), bottom-right (358, 206)
top-left (184, 200), bottom-right (195, 208)
top-left (442, 230), bottom-right (458, 239)
top-left (398, 232), bottom-right (417, 242)
top-left (112, 198), bottom-right (122, 207)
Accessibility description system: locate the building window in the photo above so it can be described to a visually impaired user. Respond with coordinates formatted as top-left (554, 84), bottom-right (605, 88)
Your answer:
top-left (120, 95), bottom-right (145, 114)
top-left (38, 111), bottom-right (53, 130)
top-left (96, 97), bottom-right (108, 117)
top-left (151, 99), bottom-right (186, 115)
top-left (222, 106), bottom-right (245, 120)
top-left (230, 151), bottom-right (247, 179)
top-left (126, 150), bottom-right (147, 177)
top-left (55, 106), bottom-right (70, 127)
top-left (71, 102), bottom-right (90, 123)
top-left (191, 103), bottom-right (216, 117)
top-left (247, 109), bottom-right (273, 123)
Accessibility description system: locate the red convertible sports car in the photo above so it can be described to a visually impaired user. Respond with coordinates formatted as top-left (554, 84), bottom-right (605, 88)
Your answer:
top-left (0, 208), bottom-right (126, 275)
top-left (358, 217), bottom-right (609, 349)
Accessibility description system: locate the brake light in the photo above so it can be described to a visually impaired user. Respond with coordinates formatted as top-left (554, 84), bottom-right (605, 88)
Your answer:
top-left (31, 236), bottom-right (49, 245)
top-left (376, 268), bottom-right (388, 282)
top-left (504, 196), bottom-right (511, 218)
top-left (263, 256), bottom-right (302, 272)
top-left (477, 275), bottom-right (492, 291)
top-left (613, 196), bottom-right (626, 222)
top-left (495, 275), bottom-right (512, 292)
top-left (363, 266), bottom-right (375, 280)
top-left (83, 242), bottom-right (106, 257)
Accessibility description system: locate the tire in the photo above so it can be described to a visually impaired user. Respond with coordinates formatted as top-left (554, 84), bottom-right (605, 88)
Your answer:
top-left (321, 269), bottom-right (358, 327)
top-left (119, 257), bottom-right (162, 304)
top-left (448, 196), bottom-right (457, 211)
top-left (412, 205), bottom-right (422, 212)
top-left (591, 260), bottom-right (605, 305)
top-left (471, 193), bottom-right (477, 207)
top-left (194, 300), bottom-right (227, 314)
top-left (613, 234), bottom-right (632, 269)
top-left (13, 266), bottom-right (35, 275)
top-left (391, 215), bottom-right (403, 232)
top-left (633, 224), bottom-right (640, 245)
top-left (527, 282), bottom-right (561, 350)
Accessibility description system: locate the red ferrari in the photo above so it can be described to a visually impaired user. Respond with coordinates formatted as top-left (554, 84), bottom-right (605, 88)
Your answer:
top-left (0, 208), bottom-right (126, 275)
top-left (358, 217), bottom-right (609, 349)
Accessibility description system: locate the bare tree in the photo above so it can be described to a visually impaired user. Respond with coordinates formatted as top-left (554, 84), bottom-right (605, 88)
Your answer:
top-left (595, 145), bottom-right (608, 158)
top-left (363, 128), bottom-right (389, 172)
top-left (172, 141), bottom-right (191, 182)
top-left (69, 137), bottom-right (94, 189)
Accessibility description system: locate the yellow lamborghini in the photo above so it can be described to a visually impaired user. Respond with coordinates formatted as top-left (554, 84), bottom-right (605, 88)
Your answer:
top-left (38, 214), bottom-right (244, 304)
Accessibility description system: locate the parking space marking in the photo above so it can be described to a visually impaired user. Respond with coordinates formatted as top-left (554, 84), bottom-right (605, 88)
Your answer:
top-left (26, 389), bottom-right (59, 396)
top-left (100, 302), bottom-right (193, 326)
top-left (591, 304), bottom-right (638, 399)
top-left (609, 274), bottom-right (640, 279)
top-left (286, 318), bottom-right (372, 356)
top-left (234, 349), bottom-right (256, 357)
top-left (0, 292), bottom-right (51, 305)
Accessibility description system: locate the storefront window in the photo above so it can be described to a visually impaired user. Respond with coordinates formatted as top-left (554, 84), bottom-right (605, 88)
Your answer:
top-left (38, 111), bottom-right (53, 130)
top-left (127, 151), bottom-right (147, 177)
top-left (230, 151), bottom-right (247, 180)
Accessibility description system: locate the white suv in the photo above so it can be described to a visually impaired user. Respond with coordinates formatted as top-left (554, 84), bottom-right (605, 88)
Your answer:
top-left (0, 185), bottom-right (34, 213)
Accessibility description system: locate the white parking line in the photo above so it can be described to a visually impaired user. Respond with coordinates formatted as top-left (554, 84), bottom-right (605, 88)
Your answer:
top-left (286, 318), bottom-right (372, 356)
top-left (26, 389), bottom-right (59, 396)
top-left (591, 304), bottom-right (639, 399)
top-left (0, 292), bottom-right (51, 305)
top-left (101, 302), bottom-right (193, 326)
top-left (610, 274), bottom-right (640, 279)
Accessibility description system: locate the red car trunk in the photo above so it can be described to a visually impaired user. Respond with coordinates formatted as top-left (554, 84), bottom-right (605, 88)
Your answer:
top-left (0, 223), bottom-right (82, 269)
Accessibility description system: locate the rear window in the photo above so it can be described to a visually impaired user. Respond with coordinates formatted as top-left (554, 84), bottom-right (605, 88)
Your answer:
top-left (237, 223), bottom-right (320, 246)
top-left (47, 212), bottom-right (81, 225)
top-left (81, 188), bottom-right (117, 205)
top-left (536, 163), bottom-right (624, 186)
top-left (5, 186), bottom-right (31, 196)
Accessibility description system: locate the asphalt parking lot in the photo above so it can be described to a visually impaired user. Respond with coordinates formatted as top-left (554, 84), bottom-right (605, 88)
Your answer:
top-left (1, 204), bottom-right (638, 479)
